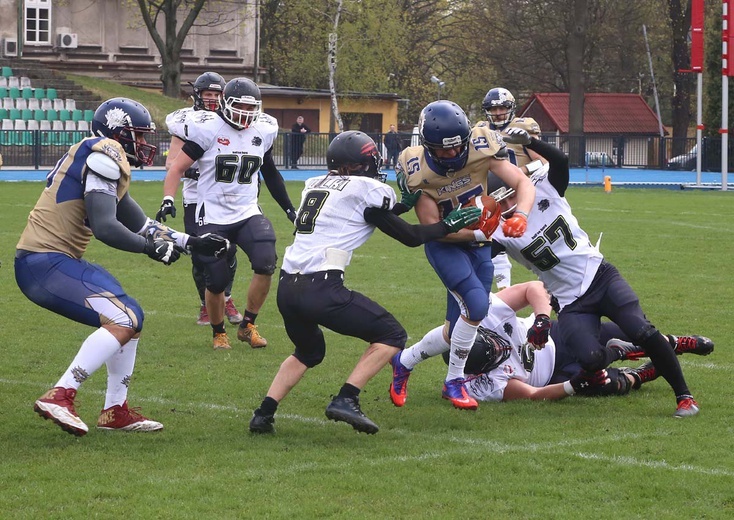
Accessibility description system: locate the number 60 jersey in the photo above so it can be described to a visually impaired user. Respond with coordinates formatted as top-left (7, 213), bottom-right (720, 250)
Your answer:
top-left (182, 110), bottom-right (279, 225)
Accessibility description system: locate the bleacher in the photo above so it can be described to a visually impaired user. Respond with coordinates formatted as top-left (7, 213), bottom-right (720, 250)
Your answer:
top-left (0, 66), bottom-right (93, 146)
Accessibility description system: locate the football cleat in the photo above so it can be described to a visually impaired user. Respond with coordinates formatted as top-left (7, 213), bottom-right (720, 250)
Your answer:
top-left (97, 401), bottom-right (163, 432)
top-left (625, 361), bottom-right (659, 389)
top-left (389, 351), bottom-right (412, 407)
top-left (442, 378), bottom-right (478, 410)
top-left (237, 323), bottom-right (267, 348)
top-left (213, 331), bottom-right (231, 350)
top-left (674, 396), bottom-right (700, 418)
top-left (34, 387), bottom-right (88, 436)
top-left (606, 338), bottom-right (645, 361)
top-left (249, 411), bottom-right (275, 434)
top-left (224, 298), bottom-right (243, 325)
top-left (325, 395), bottom-right (379, 434)
top-left (669, 335), bottom-right (714, 356)
top-left (196, 304), bottom-right (210, 326)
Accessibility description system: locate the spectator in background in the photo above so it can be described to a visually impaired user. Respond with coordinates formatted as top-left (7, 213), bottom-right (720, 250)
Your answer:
top-left (290, 115), bottom-right (311, 169)
top-left (383, 124), bottom-right (402, 168)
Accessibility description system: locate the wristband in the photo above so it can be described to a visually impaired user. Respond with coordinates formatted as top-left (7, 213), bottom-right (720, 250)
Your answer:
top-left (474, 229), bottom-right (489, 242)
top-left (526, 159), bottom-right (543, 175)
top-left (163, 195), bottom-right (174, 203)
top-left (563, 380), bottom-right (575, 396)
top-left (514, 210), bottom-right (529, 219)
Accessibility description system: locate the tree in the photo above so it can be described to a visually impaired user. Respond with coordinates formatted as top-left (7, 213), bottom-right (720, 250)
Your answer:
top-left (667, 0), bottom-right (694, 154)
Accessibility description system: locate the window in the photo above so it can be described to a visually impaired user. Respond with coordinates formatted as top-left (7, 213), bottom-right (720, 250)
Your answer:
top-left (25, 0), bottom-right (52, 45)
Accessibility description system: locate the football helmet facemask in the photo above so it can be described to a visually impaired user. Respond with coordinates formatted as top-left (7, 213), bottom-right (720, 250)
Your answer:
top-left (191, 72), bottom-right (226, 111)
top-left (91, 97), bottom-right (157, 166)
top-left (220, 77), bottom-right (262, 129)
top-left (326, 130), bottom-right (385, 182)
top-left (464, 326), bottom-right (513, 375)
top-left (482, 87), bottom-right (516, 130)
top-left (487, 175), bottom-right (517, 219)
top-left (419, 100), bottom-right (472, 173)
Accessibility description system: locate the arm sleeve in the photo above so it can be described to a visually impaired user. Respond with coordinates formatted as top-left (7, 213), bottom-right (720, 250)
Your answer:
top-left (261, 149), bottom-right (296, 214)
top-left (363, 207), bottom-right (450, 247)
top-left (85, 191), bottom-right (147, 253)
top-left (181, 140), bottom-right (205, 162)
top-left (116, 192), bottom-right (151, 233)
top-left (526, 138), bottom-right (569, 196)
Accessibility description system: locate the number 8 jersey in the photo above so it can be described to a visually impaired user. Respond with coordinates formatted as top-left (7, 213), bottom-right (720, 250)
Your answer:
top-left (183, 110), bottom-right (279, 225)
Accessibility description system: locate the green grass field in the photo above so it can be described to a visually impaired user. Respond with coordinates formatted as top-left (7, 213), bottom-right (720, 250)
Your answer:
top-left (1, 181), bottom-right (733, 519)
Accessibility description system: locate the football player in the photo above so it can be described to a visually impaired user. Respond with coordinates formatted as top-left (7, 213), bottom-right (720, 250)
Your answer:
top-left (491, 127), bottom-right (702, 417)
top-left (15, 98), bottom-right (229, 436)
top-left (249, 131), bottom-right (481, 435)
top-left (157, 72), bottom-right (244, 327)
top-left (480, 87), bottom-right (548, 291)
top-left (390, 281), bottom-right (713, 404)
top-left (395, 100), bottom-right (534, 410)
top-left (161, 78), bottom-right (298, 350)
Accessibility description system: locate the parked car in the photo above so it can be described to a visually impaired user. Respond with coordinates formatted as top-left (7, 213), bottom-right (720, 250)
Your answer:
top-left (667, 145), bottom-right (697, 170)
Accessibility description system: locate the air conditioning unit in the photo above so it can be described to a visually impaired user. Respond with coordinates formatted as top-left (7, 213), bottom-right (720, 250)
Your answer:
top-left (2, 38), bottom-right (18, 57)
top-left (57, 32), bottom-right (78, 49)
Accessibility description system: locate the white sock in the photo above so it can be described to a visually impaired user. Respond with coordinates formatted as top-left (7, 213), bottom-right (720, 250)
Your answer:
top-left (104, 337), bottom-right (138, 409)
top-left (401, 326), bottom-right (449, 369)
top-left (446, 319), bottom-right (479, 382)
top-left (56, 327), bottom-right (122, 390)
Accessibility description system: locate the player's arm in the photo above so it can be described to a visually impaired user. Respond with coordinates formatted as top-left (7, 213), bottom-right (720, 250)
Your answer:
top-left (503, 379), bottom-right (569, 401)
top-left (364, 205), bottom-right (480, 247)
top-left (525, 137), bottom-right (569, 196)
top-left (496, 281), bottom-right (552, 316)
top-left (160, 140), bottom-right (200, 217)
top-left (260, 149), bottom-right (297, 222)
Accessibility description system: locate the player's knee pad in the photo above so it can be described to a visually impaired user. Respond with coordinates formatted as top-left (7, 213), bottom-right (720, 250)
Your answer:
top-left (250, 244), bottom-right (278, 275)
top-left (204, 259), bottom-right (232, 294)
top-left (631, 323), bottom-right (658, 345)
top-left (459, 285), bottom-right (490, 322)
top-left (96, 296), bottom-right (145, 332)
top-left (294, 344), bottom-right (326, 368)
top-left (577, 347), bottom-right (608, 372)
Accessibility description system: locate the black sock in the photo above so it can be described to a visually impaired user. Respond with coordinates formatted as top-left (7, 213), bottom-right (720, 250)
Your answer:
top-left (337, 383), bottom-right (360, 399)
top-left (243, 310), bottom-right (258, 326)
top-left (211, 321), bottom-right (226, 335)
top-left (258, 396), bottom-right (278, 416)
top-left (642, 331), bottom-right (690, 396)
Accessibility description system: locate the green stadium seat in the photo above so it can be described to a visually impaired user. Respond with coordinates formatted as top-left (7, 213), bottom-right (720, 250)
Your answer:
top-left (83, 109), bottom-right (94, 123)
top-left (58, 109), bottom-right (71, 122)
top-left (71, 109), bottom-right (83, 122)
top-left (34, 87), bottom-right (45, 100)
top-left (21, 87), bottom-right (33, 99)
top-left (0, 108), bottom-right (7, 120)
top-left (0, 87), bottom-right (6, 98)
top-left (34, 109), bottom-right (45, 121)
top-left (1, 67), bottom-right (12, 78)
top-left (46, 109), bottom-right (58, 122)
top-left (21, 108), bottom-right (33, 121)
top-left (9, 108), bottom-right (20, 120)
top-left (46, 88), bottom-right (57, 100)
top-left (9, 87), bottom-right (20, 99)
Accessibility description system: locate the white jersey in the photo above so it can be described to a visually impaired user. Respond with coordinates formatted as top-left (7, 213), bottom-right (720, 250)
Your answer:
top-left (282, 174), bottom-right (397, 274)
top-left (184, 111), bottom-right (279, 225)
top-left (165, 107), bottom-right (199, 205)
top-left (464, 293), bottom-right (556, 402)
top-left (492, 172), bottom-right (604, 311)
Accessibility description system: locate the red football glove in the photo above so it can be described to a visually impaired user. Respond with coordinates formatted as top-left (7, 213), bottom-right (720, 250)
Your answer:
top-left (475, 205), bottom-right (502, 240)
top-left (526, 314), bottom-right (551, 349)
top-left (502, 212), bottom-right (528, 237)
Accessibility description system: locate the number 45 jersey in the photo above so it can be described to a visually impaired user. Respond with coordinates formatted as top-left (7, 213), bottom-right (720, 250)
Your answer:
top-left (492, 172), bottom-right (603, 312)
top-left (282, 175), bottom-right (397, 275)
top-left (183, 111), bottom-right (279, 225)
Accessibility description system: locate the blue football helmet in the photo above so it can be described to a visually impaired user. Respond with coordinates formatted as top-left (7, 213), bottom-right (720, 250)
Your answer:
top-left (191, 72), bottom-right (226, 111)
top-left (418, 100), bottom-right (472, 173)
top-left (91, 97), bottom-right (157, 166)
top-left (482, 87), bottom-right (516, 130)
top-left (327, 131), bottom-right (385, 182)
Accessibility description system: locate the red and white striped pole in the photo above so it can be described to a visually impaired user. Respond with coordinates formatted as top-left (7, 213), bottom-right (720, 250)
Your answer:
top-left (691, 0), bottom-right (704, 185)
top-left (722, 0), bottom-right (730, 190)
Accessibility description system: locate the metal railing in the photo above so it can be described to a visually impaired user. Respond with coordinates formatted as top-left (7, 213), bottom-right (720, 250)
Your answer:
top-left (0, 131), bottom-right (730, 172)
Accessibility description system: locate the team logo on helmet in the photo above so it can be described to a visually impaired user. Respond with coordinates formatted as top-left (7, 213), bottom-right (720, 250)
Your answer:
top-left (104, 107), bottom-right (129, 130)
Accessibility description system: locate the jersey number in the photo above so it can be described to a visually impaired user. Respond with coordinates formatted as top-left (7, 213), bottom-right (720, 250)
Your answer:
top-left (519, 215), bottom-right (577, 271)
top-left (295, 190), bottom-right (329, 234)
top-left (437, 184), bottom-right (484, 216)
top-left (214, 154), bottom-right (262, 184)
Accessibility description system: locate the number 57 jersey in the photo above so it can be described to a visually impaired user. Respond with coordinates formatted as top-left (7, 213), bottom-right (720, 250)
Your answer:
top-left (184, 111), bottom-right (279, 225)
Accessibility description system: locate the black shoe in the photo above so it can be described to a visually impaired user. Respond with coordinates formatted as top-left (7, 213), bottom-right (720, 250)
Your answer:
top-left (325, 395), bottom-right (379, 434)
top-left (249, 410), bottom-right (275, 434)
top-left (606, 338), bottom-right (645, 361)
top-left (668, 335), bottom-right (714, 356)
top-left (629, 361), bottom-right (659, 389)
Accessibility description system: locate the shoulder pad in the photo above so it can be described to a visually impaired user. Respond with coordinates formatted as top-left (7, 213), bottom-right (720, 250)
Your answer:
top-left (474, 121), bottom-right (489, 129)
top-left (86, 151), bottom-right (122, 181)
top-left (258, 113), bottom-right (278, 127)
top-left (510, 118), bottom-right (541, 135)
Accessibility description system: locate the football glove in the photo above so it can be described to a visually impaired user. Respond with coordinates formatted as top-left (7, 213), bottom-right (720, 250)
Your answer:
top-left (143, 235), bottom-right (182, 265)
top-left (186, 233), bottom-right (230, 259)
top-left (502, 211), bottom-right (528, 237)
top-left (286, 208), bottom-right (298, 223)
top-left (502, 127), bottom-right (532, 146)
top-left (183, 168), bottom-right (200, 180)
top-left (443, 206), bottom-right (481, 233)
top-left (526, 314), bottom-right (551, 349)
top-left (475, 205), bottom-right (502, 240)
top-left (570, 369), bottom-right (610, 395)
top-left (156, 196), bottom-right (177, 222)
top-left (396, 171), bottom-right (422, 209)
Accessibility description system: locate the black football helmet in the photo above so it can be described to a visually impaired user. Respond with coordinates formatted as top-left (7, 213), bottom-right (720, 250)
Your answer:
top-left (418, 100), bottom-right (472, 173)
top-left (482, 87), bottom-right (516, 130)
top-left (191, 72), bottom-right (226, 111)
top-left (326, 130), bottom-right (385, 182)
top-left (464, 326), bottom-right (513, 376)
top-left (91, 97), bottom-right (157, 166)
top-left (220, 77), bottom-right (262, 129)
